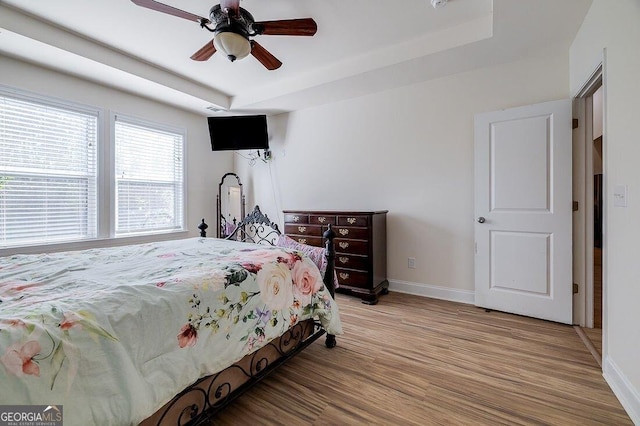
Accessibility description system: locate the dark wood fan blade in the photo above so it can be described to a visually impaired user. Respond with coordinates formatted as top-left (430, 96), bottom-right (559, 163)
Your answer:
top-left (131, 0), bottom-right (209, 24)
top-left (253, 18), bottom-right (317, 36)
top-left (190, 40), bottom-right (216, 61)
top-left (220, 0), bottom-right (240, 17)
top-left (250, 41), bottom-right (282, 70)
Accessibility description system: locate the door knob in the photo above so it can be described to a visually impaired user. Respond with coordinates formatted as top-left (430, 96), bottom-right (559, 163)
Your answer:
top-left (477, 217), bottom-right (486, 223)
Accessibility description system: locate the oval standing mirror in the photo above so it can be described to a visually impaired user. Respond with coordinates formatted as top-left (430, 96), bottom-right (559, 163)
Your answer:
top-left (217, 173), bottom-right (245, 238)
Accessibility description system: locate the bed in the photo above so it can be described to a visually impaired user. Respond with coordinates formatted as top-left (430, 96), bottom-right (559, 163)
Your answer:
top-left (0, 206), bottom-right (341, 425)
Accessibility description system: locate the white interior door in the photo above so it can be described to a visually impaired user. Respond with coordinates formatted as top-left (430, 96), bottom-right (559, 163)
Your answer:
top-left (474, 99), bottom-right (573, 324)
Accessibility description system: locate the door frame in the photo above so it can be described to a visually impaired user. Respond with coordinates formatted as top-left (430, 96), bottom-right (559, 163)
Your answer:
top-left (572, 59), bottom-right (605, 350)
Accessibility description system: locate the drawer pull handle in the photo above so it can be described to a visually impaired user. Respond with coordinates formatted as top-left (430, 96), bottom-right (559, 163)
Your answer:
top-left (347, 217), bottom-right (357, 224)
top-left (317, 216), bottom-right (326, 223)
top-left (339, 228), bottom-right (349, 236)
top-left (298, 238), bottom-right (307, 244)
top-left (338, 242), bottom-right (350, 249)
top-left (338, 256), bottom-right (349, 264)
top-left (339, 272), bottom-right (350, 280)
top-left (298, 226), bottom-right (307, 233)
top-left (292, 216), bottom-right (300, 222)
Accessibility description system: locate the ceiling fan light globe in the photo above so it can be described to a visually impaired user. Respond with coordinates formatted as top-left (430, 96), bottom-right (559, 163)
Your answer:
top-left (213, 31), bottom-right (251, 62)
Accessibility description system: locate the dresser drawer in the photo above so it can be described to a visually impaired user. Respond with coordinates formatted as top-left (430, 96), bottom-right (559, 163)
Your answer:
top-left (336, 268), bottom-right (369, 288)
top-left (335, 238), bottom-right (369, 255)
top-left (309, 214), bottom-right (336, 225)
top-left (337, 215), bottom-right (369, 227)
top-left (334, 226), bottom-right (368, 240)
top-left (288, 235), bottom-right (323, 247)
top-left (335, 254), bottom-right (369, 271)
top-left (284, 213), bottom-right (308, 224)
top-left (284, 224), bottom-right (323, 236)
top-left (283, 209), bottom-right (387, 304)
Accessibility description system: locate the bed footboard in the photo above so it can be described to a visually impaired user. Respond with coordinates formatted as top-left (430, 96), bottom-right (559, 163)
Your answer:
top-left (139, 212), bottom-right (338, 425)
top-left (139, 319), bottom-right (322, 426)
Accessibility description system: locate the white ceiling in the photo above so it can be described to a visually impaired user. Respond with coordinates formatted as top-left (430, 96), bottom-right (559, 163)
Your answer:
top-left (0, 0), bottom-right (592, 116)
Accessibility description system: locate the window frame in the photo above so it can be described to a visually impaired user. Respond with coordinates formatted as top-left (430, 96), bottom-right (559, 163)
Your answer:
top-left (0, 85), bottom-right (102, 248)
top-left (110, 112), bottom-right (187, 238)
top-left (0, 86), bottom-right (189, 256)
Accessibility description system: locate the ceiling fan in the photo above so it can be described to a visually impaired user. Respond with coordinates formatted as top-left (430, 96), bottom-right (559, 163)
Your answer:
top-left (131, 0), bottom-right (317, 70)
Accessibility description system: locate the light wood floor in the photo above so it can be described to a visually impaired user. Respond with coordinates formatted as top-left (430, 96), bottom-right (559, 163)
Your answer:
top-left (212, 292), bottom-right (631, 425)
top-left (583, 327), bottom-right (603, 358)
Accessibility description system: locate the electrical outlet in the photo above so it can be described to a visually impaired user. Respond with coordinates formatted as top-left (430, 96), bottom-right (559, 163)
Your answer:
top-left (408, 257), bottom-right (416, 269)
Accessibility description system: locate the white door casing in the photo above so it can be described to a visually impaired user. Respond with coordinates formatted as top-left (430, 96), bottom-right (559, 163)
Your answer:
top-left (474, 99), bottom-right (573, 324)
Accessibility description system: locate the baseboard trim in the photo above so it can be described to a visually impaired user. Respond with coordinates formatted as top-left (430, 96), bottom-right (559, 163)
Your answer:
top-left (388, 279), bottom-right (475, 305)
top-left (603, 356), bottom-right (640, 424)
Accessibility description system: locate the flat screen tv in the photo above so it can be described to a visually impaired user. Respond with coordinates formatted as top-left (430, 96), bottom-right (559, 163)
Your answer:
top-left (208, 115), bottom-right (269, 151)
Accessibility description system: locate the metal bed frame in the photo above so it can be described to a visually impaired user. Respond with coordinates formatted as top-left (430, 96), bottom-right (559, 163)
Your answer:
top-left (140, 206), bottom-right (337, 425)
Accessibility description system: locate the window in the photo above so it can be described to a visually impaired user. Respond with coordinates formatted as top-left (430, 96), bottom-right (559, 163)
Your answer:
top-left (114, 116), bottom-right (184, 236)
top-left (0, 87), bottom-right (188, 250)
top-left (0, 91), bottom-right (98, 246)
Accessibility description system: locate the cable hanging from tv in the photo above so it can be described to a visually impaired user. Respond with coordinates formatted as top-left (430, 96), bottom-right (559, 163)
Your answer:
top-left (235, 150), bottom-right (271, 166)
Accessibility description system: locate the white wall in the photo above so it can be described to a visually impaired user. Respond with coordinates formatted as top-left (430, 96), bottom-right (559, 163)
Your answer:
top-left (593, 85), bottom-right (603, 175)
top-left (570, 1), bottom-right (640, 422)
top-left (0, 55), bottom-right (232, 249)
top-left (236, 48), bottom-right (570, 301)
top-left (593, 85), bottom-right (604, 140)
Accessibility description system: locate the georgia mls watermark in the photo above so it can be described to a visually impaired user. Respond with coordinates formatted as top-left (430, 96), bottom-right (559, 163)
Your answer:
top-left (0, 405), bottom-right (63, 426)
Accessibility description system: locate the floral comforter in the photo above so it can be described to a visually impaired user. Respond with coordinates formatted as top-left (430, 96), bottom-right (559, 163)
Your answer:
top-left (0, 237), bottom-right (342, 425)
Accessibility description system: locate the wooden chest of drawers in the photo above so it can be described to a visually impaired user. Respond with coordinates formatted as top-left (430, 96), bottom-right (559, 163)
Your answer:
top-left (283, 210), bottom-right (388, 304)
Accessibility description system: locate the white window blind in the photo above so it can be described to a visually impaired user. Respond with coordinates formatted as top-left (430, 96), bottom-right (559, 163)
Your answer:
top-left (114, 117), bottom-right (184, 236)
top-left (0, 93), bottom-right (98, 246)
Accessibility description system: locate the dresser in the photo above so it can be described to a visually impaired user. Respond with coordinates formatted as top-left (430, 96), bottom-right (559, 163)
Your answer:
top-left (282, 210), bottom-right (388, 304)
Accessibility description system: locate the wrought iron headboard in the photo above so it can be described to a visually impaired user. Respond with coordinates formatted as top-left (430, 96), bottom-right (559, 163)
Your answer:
top-left (224, 205), bottom-right (281, 245)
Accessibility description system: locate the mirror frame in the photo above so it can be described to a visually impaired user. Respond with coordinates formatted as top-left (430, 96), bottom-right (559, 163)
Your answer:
top-left (216, 172), bottom-right (246, 238)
